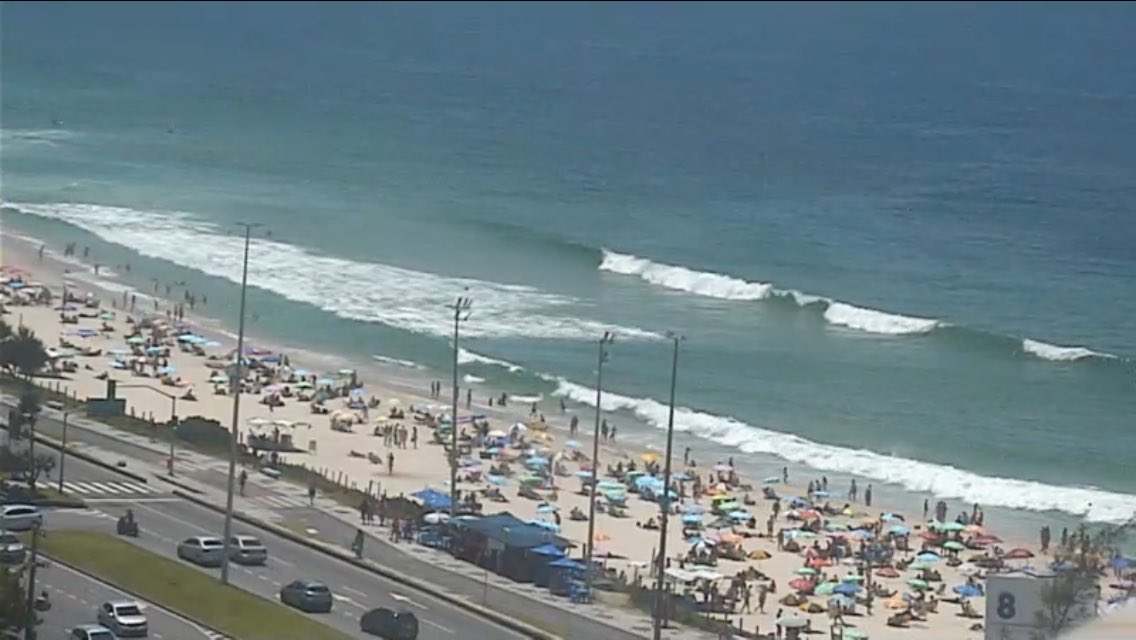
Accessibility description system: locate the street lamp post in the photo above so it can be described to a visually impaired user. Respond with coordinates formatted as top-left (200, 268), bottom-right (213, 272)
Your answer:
top-left (117, 384), bottom-right (178, 476)
top-left (221, 222), bottom-right (259, 586)
top-left (653, 332), bottom-right (682, 639)
top-left (447, 296), bottom-right (472, 520)
top-left (57, 410), bottom-right (69, 493)
top-left (23, 520), bottom-right (41, 640)
top-left (583, 330), bottom-right (615, 591)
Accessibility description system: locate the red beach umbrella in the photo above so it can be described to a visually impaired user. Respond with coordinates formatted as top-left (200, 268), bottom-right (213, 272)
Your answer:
top-left (790, 578), bottom-right (815, 594)
top-left (1004, 548), bottom-right (1034, 560)
top-left (875, 567), bottom-right (901, 579)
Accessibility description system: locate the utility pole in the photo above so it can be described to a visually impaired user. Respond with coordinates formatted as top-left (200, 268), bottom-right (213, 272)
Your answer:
top-left (447, 296), bottom-right (472, 520)
top-left (221, 222), bottom-right (259, 585)
top-left (583, 330), bottom-right (614, 593)
top-left (57, 411), bottom-right (69, 493)
top-left (24, 521), bottom-right (41, 640)
top-left (653, 332), bottom-right (682, 639)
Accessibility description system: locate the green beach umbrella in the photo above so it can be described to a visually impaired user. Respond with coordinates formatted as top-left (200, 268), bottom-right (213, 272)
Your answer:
top-left (943, 540), bottom-right (967, 551)
top-left (825, 522), bottom-right (849, 531)
top-left (126, 336), bottom-right (146, 344)
top-left (843, 630), bottom-right (868, 640)
top-left (906, 578), bottom-right (930, 590)
top-left (814, 582), bottom-right (837, 596)
top-left (208, 373), bottom-right (229, 383)
top-left (795, 567), bottom-right (817, 576)
top-left (842, 573), bottom-right (865, 583)
top-left (294, 381), bottom-right (313, 389)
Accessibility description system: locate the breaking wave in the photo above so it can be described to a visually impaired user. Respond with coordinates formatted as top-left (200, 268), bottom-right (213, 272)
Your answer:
top-left (552, 378), bottom-right (1136, 523)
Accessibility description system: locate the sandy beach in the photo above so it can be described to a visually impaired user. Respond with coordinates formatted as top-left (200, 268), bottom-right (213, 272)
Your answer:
top-left (3, 231), bottom-right (1134, 640)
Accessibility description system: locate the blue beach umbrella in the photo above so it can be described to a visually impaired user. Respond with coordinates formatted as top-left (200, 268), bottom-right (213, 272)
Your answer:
top-left (953, 584), bottom-right (982, 598)
top-left (1111, 557), bottom-right (1133, 570)
top-left (157, 366), bottom-right (176, 375)
top-left (729, 510), bottom-right (752, 521)
top-left (916, 552), bottom-right (941, 564)
top-left (525, 456), bottom-right (549, 467)
top-left (682, 504), bottom-right (705, 515)
top-left (763, 476), bottom-right (781, 485)
top-left (536, 505), bottom-right (558, 514)
top-left (682, 514), bottom-right (703, 525)
top-left (565, 440), bottom-right (582, 449)
top-left (889, 524), bottom-right (911, 536)
top-left (880, 513), bottom-right (904, 522)
top-left (575, 470), bottom-right (594, 479)
top-left (834, 582), bottom-right (861, 596)
top-left (486, 475), bottom-right (507, 487)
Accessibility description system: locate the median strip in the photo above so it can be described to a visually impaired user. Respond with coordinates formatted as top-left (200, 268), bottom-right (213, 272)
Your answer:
top-left (36, 530), bottom-right (353, 640)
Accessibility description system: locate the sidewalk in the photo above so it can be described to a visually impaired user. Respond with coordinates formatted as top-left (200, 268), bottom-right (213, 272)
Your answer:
top-left (20, 402), bottom-right (723, 640)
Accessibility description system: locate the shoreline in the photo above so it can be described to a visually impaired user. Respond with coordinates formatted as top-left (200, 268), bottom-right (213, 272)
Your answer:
top-left (9, 229), bottom-right (1132, 639)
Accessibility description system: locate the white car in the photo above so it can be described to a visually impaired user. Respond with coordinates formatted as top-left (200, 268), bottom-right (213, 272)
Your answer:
top-left (176, 535), bottom-right (225, 567)
top-left (68, 625), bottom-right (115, 640)
top-left (0, 504), bottom-right (42, 532)
top-left (96, 600), bottom-right (148, 637)
top-left (228, 535), bottom-right (268, 565)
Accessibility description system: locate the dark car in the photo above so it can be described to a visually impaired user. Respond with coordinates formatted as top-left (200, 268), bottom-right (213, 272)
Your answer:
top-left (279, 580), bottom-right (333, 613)
top-left (360, 607), bottom-right (419, 640)
top-left (0, 533), bottom-right (27, 565)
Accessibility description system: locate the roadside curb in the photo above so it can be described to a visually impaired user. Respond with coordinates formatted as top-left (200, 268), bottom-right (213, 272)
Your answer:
top-left (153, 474), bottom-right (205, 494)
top-left (172, 489), bottom-right (563, 640)
top-left (1, 424), bottom-right (149, 484)
top-left (39, 550), bottom-right (235, 640)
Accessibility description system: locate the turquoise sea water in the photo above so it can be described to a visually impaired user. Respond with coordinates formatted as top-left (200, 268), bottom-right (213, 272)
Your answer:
top-left (3, 2), bottom-right (1135, 532)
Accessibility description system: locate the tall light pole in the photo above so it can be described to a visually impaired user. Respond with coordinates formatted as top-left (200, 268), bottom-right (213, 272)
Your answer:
top-left (447, 296), bottom-right (472, 519)
top-left (653, 332), bottom-right (682, 639)
top-left (118, 384), bottom-right (178, 475)
top-left (57, 410), bottom-right (70, 493)
top-left (584, 330), bottom-right (615, 590)
top-left (221, 222), bottom-right (259, 585)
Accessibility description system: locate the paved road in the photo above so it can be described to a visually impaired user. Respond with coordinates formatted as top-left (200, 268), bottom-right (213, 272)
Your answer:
top-left (34, 555), bottom-right (221, 639)
top-left (47, 499), bottom-right (526, 640)
top-left (51, 444), bottom-right (175, 502)
top-left (10, 406), bottom-right (651, 640)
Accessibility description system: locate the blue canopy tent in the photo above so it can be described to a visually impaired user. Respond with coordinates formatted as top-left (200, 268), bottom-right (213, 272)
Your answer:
top-left (548, 557), bottom-right (586, 596)
top-left (530, 543), bottom-right (567, 587)
top-left (459, 512), bottom-right (572, 582)
top-left (411, 488), bottom-right (453, 511)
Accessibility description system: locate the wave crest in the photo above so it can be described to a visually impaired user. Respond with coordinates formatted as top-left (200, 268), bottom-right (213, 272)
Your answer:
top-left (457, 348), bottom-right (526, 373)
top-left (553, 379), bottom-right (1136, 523)
top-left (8, 202), bottom-right (661, 342)
top-left (600, 250), bottom-right (773, 300)
top-left (823, 302), bottom-right (941, 335)
top-left (1022, 339), bottom-right (1113, 362)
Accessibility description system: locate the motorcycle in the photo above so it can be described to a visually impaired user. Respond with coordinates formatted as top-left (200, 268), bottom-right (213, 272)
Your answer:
top-left (116, 510), bottom-right (140, 538)
top-left (34, 591), bottom-right (51, 612)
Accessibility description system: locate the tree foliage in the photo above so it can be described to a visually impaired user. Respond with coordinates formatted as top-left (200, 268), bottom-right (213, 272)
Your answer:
top-left (0, 324), bottom-right (49, 379)
top-left (0, 563), bottom-right (36, 633)
top-left (1031, 518), bottom-right (1135, 639)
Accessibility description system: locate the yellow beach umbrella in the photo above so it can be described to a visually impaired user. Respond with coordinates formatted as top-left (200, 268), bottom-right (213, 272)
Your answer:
top-left (641, 453), bottom-right (659, 463)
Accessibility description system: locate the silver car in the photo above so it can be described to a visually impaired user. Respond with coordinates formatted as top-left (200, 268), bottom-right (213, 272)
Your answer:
top-left (0, 533), bottom-right (27, 565)
top-left (228, 534), bottom-right (268, 565)
top-left (68, 625), bottom-right (115, 640)
top-left (96, 600), bottom-right (148, 637)
top-left (176, 535), bottom-right (225, 567)
top-left (0, 504), bottom-right (42, 532)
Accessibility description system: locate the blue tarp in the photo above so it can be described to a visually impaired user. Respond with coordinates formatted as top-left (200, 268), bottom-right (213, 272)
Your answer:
top-left (411, 488), bottom-right (453, 510)
top-left (530, 543), bottom-right (566, 557)
top-left (463, 512), bottom-right (572, 550)
top-left (549, 557), bottom-right (584, 569)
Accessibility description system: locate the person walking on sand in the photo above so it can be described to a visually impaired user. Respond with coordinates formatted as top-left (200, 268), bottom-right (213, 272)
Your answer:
top-left (601, 420), bottom-right (609, 441)
top-left (923, 498), bottom-right (929, 521)
top-left (466, 388), bottom-right (472, 409)
top-left (609, 425), bottom-right (617, 441)
top-left (849, 479), bottom-right (858, 502)
top-left (308, 481), bottom-right (317, 506)
top-left (864, 484), bottom-right (872, 507)
top-left (758, 583), bottom-right (767, 613)
top-left (387, 451), bottom-right (395, 475)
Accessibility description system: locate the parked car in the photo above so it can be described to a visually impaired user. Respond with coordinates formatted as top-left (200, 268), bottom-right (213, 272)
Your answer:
top-left (279, 580), bottom-right (334, 613)
top-left (0, 504), bottom-right (42, 532)
top-left (0, 533), bottom-right (27, 565)
top-left (176, 536), bottom-right (225, 567)
top-left (96, 600), bottom-right (148, 637)
top-left (228, 534), bottom-right (268, 565)
top-left (68, 625), bottom-right (115, 640)
top-left (360, 607), bottom-right (419, 639)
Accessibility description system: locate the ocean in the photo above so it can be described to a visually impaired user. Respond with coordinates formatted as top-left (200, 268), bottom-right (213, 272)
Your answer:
top-left (3, 2), bottom-right (1135, 536)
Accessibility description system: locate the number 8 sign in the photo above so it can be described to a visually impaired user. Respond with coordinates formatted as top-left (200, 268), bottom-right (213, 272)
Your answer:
top-left (996, 592), bottom-right (1017, 620)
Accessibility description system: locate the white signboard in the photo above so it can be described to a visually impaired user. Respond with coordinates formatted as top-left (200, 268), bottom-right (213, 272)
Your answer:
top-left (986, 574), bottom-right (1048, 640)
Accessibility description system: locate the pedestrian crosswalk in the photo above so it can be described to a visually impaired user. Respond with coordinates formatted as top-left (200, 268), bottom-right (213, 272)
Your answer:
top-left (61, 481), bottom-right (166, 496)
top-left (252, 494), bottom-right (312, 509)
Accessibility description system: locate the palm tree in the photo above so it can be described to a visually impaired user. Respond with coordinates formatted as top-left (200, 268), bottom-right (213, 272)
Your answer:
top-left (0, 325), bottom-right (48, 379)
top-left (16, 387), bottom-right (43, 490)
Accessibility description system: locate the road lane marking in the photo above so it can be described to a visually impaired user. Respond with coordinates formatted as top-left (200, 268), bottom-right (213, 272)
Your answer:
top-left (86, 497), bottom-right (181, 504)
top-left (343, 586), bottom-right (367, 598)
top-left (422, 619), bottom-right (455, 634)
top-left (390, 592), bottom-right (428, 610)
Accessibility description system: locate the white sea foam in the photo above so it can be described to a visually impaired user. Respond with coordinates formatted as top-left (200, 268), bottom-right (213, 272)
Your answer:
top-left (1022, 339), bottom-right (1112, 362)
top-left (599, 249), bottom-right (944, 336)
top-left (0, 128), bottom-right (78, 147)
top-left (509, 394), bottom-right (543, 404)
top-left (8, 202), bottom-right (661, 342)
top-left (599, 249), bottom-right (773, 300)
top-left (457, 348), bottom-right (526, 373)
top-left (553, 379), bottom-right (1136, 523)
top-left (371, 354), bottom-right (425, 369)
top-left (822, 302), bottom-right (941, 335)
top-left (463, 374), bottom-right (486, 384)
